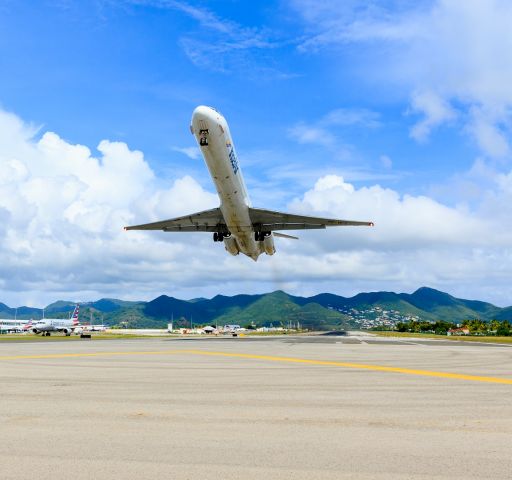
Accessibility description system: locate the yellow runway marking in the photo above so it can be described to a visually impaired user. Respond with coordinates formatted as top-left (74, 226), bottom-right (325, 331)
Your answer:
top-left (0, 350), bottom-right (182, 361)
top-left (180, 350), bottom-right (512, 385)
top-left (1, 348), bottom-right (511, 385)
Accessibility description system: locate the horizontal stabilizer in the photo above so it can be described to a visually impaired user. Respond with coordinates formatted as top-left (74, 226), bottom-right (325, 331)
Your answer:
top-left (273, 232), bottom-right (299, 240)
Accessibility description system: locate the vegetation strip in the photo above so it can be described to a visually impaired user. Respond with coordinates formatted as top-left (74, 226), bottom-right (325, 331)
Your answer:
top-left (0, 348), bottom-right (511, 385)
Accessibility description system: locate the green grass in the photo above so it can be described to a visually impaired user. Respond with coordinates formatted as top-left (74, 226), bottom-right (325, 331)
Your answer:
top-left (372, 331), bottom-right (512, 344)
top-left (0, 333), bottom-right (167, 341)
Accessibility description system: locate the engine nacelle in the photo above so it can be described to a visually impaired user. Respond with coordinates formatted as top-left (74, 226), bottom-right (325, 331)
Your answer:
top-left (62, 328), bottom-right (72, 336)
top-left (223, 236), bottom-right (240, 256)
top-left (263, 234), bottom-right (275, 255)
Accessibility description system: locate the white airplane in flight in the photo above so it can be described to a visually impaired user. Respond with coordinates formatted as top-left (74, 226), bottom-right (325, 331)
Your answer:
top-left (125, 106), bottom-right (373, 260)
top-left (32, 304), bottom-right (80, 336)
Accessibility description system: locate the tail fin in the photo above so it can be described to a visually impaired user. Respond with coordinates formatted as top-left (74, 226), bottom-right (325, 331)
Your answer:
top-left (72, 304), bottom-right (80, 325)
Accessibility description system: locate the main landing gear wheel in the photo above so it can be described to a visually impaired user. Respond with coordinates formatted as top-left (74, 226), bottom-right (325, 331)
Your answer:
top-left (213, 232), bottom-right (224, 242)
top-left (255, 232), bottom-right (268, 242)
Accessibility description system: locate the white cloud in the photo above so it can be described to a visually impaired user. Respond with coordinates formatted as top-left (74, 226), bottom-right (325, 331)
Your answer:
top-left (292, 0), bottom-right (512, 158)
top-left (288, 123), bottom-right (335, 147)
top-left (0, 108), bottom-right (219, 305)
top-left (323, 108), bottom-right (381, 128)
top-left (2, 107), bottom-right (512, 307)
top-left (172, 146), bottom-right (201, 160)
top-left (132, 0), bottom-right (286, 78)
top-left (282, 173), bottom-right (512, 305)
top-left (409, 90), bottom-right (457, 142)
top-left (288, 107), bottom-right (380, 148)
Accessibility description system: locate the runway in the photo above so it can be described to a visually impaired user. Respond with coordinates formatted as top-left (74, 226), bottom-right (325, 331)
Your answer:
top-left (1, 334), bottom-right (511, 479)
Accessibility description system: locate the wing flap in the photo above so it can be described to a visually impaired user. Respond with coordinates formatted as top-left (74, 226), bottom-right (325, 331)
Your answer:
top-left (249, 207), bottom-right (373, 231)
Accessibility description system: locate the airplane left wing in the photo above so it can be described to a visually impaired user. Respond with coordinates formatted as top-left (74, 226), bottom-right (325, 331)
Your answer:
top-left (124, 207), bottom-right (225, 232)
top-left (248, 207), bottom-right (374, 231)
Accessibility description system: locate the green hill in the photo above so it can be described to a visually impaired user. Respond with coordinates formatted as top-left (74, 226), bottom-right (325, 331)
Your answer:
top-left (2, 287), bottom-right (511, 329)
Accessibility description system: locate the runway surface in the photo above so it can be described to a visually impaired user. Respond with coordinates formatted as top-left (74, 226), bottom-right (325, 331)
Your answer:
top-left (1, 333), bottom-right (511, 479)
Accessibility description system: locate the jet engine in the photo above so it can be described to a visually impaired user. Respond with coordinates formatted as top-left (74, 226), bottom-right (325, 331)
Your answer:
top-left (223, 235), bottom-right (240, 256)
top-left (263, 234), bottom-right (275, 256)
top-left (62, 328), bottom-right (72, 336)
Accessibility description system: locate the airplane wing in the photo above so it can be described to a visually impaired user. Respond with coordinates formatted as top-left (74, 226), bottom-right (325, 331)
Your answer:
top-left (248, 207), bottom-right (374, 231)
top-left (124, 207), bottom-right (225, 232)
top-left (125, 207), bottom-right (373, 233)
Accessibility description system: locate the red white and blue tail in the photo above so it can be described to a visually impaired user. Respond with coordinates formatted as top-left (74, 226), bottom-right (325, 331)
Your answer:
top-left (23, 320), bottom-right (33, 331)
top-left (72, 304), bottom-right (80, 326)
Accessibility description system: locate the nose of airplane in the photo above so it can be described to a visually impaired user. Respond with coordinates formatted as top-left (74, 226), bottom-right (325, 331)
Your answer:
top-left (192, 105), bottom-right (214, 120)
top-left (191, 105), bottom-right (223, 126)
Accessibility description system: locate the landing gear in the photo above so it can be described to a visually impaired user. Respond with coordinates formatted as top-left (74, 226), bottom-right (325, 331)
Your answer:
top-left (213, 232), bottom-right (229, 242)
top-left (254, 231), bottom-right (270, 242)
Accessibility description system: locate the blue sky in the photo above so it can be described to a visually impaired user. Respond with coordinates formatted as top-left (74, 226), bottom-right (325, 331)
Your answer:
top-left (1, 0), bottom-right (512, 306)
top-left (1, 0), bottom-right (471, 197)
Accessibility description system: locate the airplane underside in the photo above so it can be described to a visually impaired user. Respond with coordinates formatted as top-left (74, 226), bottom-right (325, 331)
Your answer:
top-left (215, 230), bottom-right (275, 261)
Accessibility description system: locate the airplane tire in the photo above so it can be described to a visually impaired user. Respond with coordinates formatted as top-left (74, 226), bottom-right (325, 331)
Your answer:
top-left (213, 232), bottom-right (218, 242)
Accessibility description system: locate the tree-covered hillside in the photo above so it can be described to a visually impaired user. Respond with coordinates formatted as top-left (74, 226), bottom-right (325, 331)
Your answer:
top-left (2, 287), bottom-right (511, 330)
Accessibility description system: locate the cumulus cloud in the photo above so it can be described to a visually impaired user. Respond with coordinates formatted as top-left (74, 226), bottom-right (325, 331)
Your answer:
top-left (2, 107), bottom-right (512, 306)
top-left (283, 173), bottom-right (512, 304)
top-left (292, 0), bottom-right (512, 158)
top-left (0, 108), bottom-right (220, 305)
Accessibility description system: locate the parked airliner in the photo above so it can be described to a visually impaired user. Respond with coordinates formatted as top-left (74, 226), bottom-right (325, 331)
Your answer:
top-left (125, 106), bottom-right (373, 260)
top-left (32, 304), bottom-right (80, 336)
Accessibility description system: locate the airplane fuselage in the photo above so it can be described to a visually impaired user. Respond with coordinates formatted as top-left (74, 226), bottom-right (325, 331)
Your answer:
top-left (32, 319), bottom-right (76, 335)
top-left (191, 106), bottom-right (273, 260)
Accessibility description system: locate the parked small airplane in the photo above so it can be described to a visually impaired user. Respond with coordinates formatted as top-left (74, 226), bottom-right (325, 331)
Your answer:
top-left (75, 324), bottom-right (107, 334)
top-left (0, 318), bottom-right (32, 333)
top-left (125, 106), bottom-right (373, 260)
top-left (32, 304), bottom-right (80, 336)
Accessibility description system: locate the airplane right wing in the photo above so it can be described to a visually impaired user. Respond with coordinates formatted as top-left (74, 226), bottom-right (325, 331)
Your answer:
top-left (248, 207), bottom-right (373, 231)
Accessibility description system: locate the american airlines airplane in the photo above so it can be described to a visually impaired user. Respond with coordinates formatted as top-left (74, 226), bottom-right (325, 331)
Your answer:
top-left (32, 304), bottom-right (80, 336)
top-left (125, 106), bottom-right (373, 260)
top-left (0, 319), bottom-right (31, 333)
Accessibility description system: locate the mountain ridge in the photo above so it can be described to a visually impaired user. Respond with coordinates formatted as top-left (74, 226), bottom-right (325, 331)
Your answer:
top-left (1, 287), bottom-right (510, 329)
